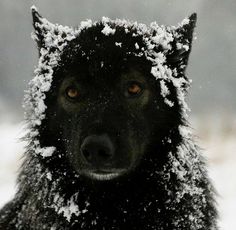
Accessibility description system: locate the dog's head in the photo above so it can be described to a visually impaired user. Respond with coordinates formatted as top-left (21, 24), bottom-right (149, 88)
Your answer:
top-left (25, 7), bottom-right (196, 182)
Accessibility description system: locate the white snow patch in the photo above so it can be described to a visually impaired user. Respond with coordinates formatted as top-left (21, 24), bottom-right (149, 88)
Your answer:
top-left (80, 19), bottom-right (93, 30)
top-left (180, 18), bottom-right (190, 26)
top-left (179, 125), bottom-right (192, 139)
top-left (115, 42), bottom-right (122, 47)
top-left (164, 98), bottom-right (174, 107)
top-left (53, 193), bottom-right (89, 222)
top-left (101, 24), bottom-right (116, 36)
top-left (160, 80), bottom-right (170, 97)
top-left (46, 172), bottom-right (52, 181)
top-left (37, 146), bottom-right (56, 158)
top-left (176, 42), bottom-right (189, 51)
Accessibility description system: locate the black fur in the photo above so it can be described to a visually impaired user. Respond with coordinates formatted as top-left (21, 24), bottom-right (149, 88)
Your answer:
top-left (0, 9), bottom-right (217, 230)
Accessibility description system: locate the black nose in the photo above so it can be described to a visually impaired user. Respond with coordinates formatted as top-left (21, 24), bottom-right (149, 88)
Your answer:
top-left (80, 134), bottom-right (115, 166)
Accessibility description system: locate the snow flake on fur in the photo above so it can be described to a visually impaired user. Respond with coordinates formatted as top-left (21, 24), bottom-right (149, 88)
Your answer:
top-left (52, 193), bottom-right (89, 222)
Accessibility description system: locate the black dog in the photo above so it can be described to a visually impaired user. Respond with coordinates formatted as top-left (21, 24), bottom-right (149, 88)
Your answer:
top-left (0, 6), bottom-right (217, 229)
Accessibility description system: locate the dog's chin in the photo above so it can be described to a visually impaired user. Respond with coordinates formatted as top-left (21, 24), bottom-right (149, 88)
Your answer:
top-left (81, 169), bottom-right (127, 181)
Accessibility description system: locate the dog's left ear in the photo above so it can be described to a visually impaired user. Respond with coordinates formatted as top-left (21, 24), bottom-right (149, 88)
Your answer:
top-left (167, 13), bottom-right (197, 73)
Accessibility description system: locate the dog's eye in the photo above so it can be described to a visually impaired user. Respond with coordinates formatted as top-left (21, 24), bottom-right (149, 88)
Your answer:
top-left (65, 87), bottom-right (79, 100)
top-left (125, 82), bottom-right (143, 97)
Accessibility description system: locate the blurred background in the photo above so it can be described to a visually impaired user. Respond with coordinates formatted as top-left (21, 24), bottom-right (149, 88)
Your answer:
top-left (0, 0), bottom-right (235, 228)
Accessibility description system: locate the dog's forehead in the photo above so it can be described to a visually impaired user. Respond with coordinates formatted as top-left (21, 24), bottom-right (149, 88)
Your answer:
top-left (63, 62), bottom-right (148, 85)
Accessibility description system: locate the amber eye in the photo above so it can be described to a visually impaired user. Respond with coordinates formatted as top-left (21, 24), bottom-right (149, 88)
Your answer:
top-left (126, 82), bottom-right (143, 97)
top-left (66, 87), bottom-right (79, 99)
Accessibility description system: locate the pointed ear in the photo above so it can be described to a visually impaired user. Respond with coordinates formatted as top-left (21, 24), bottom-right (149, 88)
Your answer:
top-left (31, 6), bottom-right (76, 57)
top-left (167, 13), bottom-right (197, 72)
top-left (31, 6), bottom-right (59, 52)
top-left (31, 6), bottom-right (47, 49)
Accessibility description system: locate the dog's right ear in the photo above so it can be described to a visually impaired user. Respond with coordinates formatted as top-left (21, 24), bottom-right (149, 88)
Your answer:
top-left (31, 6), bottom-right (46, 50)
top-left (31, 6), bottom-right (77, 56)
top-left (31, 6), bottom-right (59, 53)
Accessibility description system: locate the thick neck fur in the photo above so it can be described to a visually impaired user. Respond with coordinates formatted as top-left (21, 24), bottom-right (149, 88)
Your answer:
top-left (3, 125), bottom-right (216, 230)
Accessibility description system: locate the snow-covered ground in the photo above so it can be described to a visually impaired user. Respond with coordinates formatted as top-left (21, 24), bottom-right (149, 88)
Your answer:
top-left (0, 122), bottom-right (25, 208)
top-left (192, 116), bottom-right (236, 230)
top-left (0, 117), bottom-right (235, 229)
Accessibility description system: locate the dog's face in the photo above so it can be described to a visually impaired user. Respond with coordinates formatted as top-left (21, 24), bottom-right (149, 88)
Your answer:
top-left (41, 45), bottom-right (181, 182)
top-left (58, 64), bottom-right (151, 180)
top-left (46, 58), bottom-right (176, 181)
top-left (31, 11), bottom-right (196, 182)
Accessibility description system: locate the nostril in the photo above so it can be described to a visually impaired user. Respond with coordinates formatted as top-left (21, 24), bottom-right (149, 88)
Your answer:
top-left (98, 148), bottom-right (112, 159)
top-left (82, 149), bottom-right (92, 161)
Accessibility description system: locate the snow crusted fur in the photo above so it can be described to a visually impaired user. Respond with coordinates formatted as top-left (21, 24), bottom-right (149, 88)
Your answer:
top-left (0, 6), bottom-right (218, 230)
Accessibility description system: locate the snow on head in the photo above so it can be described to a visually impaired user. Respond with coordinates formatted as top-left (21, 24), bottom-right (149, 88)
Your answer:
top-left (101, 21), bottom-right (116, 36)
top-left (179, 17), bottom-right (190, 26)
top-left (24, 7), bottom-right (194, 157)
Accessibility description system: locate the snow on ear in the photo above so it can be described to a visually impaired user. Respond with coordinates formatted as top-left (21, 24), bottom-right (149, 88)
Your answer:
top-left (31, 5), bottom-right (76, 54)
top-left (167, 13), bottom-right (197, 73)
top-left (31, 6), bottom-right (54, 50)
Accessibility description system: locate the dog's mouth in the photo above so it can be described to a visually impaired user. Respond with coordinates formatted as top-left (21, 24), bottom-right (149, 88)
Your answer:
top-left (83, 169), bottom-right (127, 181)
